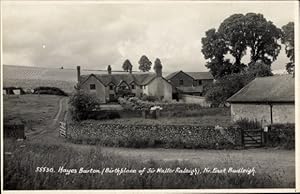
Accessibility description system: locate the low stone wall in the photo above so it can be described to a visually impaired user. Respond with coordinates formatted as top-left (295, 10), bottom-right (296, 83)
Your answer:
top-left (68, 121), bottom-right (242, 149)
top-left (181, 94), bottom-right (211, 107)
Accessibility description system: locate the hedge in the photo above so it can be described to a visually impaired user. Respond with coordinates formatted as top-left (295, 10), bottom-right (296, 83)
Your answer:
top-left (266, 123), bottom-right (295, 149)
top-left (67, 121), bottom-right (242, 149)
top-left (33, 87), bottom-right (68, 96)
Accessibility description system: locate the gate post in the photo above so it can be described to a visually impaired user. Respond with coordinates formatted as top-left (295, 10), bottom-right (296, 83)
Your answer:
top-left (241, 128), bottom-right (244, 146)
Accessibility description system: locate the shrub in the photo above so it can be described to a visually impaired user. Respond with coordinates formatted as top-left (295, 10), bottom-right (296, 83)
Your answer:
top-left (33, 86), bottom-right (68, 96)
top-left (141, 94), bottom-right (159, 102)
top-left (235, 118), bottom-right (261, 129)
top-left (266, 123), bottom-right (295, 149)
top-left (69, 90), bottom-right (100, 121)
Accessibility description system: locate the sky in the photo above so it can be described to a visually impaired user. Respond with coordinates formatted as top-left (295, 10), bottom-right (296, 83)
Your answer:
top-left (2, 1), bottom-right (297, 73)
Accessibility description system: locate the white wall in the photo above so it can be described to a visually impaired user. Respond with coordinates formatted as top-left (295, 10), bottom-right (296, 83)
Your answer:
top-left (181, 94), bottom-right (211, 107)
top-left (231, 103), bottom-right (295, 125)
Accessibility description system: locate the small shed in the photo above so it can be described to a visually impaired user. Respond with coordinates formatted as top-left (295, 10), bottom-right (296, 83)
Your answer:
top-left (227, 75), bottom-right (294, 125)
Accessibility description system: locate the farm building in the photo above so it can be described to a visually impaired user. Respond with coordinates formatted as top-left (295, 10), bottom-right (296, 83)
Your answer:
top-left (77, 64), bottom-right (173, 103)
top-left (227, 75), bottom-right (295, 125)
top-left (166, 71), bottom-right (214, 96)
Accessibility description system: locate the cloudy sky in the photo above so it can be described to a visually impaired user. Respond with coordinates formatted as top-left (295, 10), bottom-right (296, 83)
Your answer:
top-left (2, 1), bottom-right (297, 73)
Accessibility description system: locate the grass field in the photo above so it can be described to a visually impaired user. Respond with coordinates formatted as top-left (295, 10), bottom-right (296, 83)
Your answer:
top-left (4, 140), bottom-right (294, 189)
top-left (3, 95), bottom-right (62, 132)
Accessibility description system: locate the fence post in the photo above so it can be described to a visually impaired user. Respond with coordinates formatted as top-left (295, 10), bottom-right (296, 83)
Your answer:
top-left (241, 128), bottom-right (244, 146)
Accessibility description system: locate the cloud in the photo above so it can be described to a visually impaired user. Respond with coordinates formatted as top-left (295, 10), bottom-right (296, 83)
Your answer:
top-left (2, 2), bottom-right (296, 73)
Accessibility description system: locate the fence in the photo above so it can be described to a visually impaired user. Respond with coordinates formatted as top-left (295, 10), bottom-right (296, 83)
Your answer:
top-left (59, 122), bottom-right (67, 137)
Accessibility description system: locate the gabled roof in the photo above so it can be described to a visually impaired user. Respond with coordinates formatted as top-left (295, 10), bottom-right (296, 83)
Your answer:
top-left (227, 75), bottom-right (294, 103)
top-left (80, 73), bottom-right (157, 86)
top-left (166, 71), bottom-right (213, 80)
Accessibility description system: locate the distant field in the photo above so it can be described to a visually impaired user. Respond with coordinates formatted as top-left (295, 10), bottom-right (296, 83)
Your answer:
top-left (3, 95), bottom-right (62, 132)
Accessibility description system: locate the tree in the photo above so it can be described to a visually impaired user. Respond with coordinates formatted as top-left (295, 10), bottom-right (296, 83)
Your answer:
top-left (138, 55), bottom-right (152, 72)
top-left (248, 60), bottom-right (273, 77)
top-left (281, 22), bottom-right (294, 74)
top-left (205, 73), bottom-right (255, 106)
top-left (202, 13), bottom-right (282, 78)
top-left (122, 59), bottom-right (132, 72)
top-left (69, 90), bottom-right (100, 121)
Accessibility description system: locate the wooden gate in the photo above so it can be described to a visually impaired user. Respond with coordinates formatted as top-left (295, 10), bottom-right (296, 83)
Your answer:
top-left (242, 129), bottom-right (264, 147)
top-left (59, 122), bottom-right (67, 137)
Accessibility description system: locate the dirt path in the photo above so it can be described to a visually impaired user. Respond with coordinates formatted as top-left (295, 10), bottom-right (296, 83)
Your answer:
top-left (28, 97), bottom-right (68, 142)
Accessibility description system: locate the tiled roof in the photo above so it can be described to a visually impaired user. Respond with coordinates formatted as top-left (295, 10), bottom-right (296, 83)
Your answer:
top-left (227, 75), bottom-right (294, 103)
top-left (165, 71), bottom-right (214, 80)
top-left (185, 72), bottom-right (214, 80)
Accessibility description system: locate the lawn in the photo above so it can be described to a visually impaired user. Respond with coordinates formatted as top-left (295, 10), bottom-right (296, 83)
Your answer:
top-left (3, 94), bottom-right (62, 132)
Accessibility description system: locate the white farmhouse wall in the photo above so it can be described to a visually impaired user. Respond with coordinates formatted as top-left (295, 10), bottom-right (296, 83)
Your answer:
top-left (231, 103), bottom-right (295, 125)
top-left (81, 76), bottom-right (106, 103)
top-left (147, 77), bottom-right (172, 101)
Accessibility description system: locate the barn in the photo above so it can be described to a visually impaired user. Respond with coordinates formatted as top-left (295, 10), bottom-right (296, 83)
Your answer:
top-left (227, 75), bottom-right (294, 125)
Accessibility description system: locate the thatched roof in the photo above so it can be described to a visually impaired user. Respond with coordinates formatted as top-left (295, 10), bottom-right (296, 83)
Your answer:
top-left (227, 75), bottom-right (294, 103)
top-left (80, 73), bottom-right (158, 86)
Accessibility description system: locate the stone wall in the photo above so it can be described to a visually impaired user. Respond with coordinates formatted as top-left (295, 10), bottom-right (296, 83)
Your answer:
top-left (181, 94), bottom-right (211, 107)
top-left (68, 121), bottom-right (242, 149)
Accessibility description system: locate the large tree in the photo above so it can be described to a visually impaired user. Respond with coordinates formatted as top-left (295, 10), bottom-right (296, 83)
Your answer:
top-left (138, 55), bottom-right (152, 72)
top-left (122, 59), bottom-right (133, 72)
top-left (281, 22), bottom-right (295, 74)
top-left (202, 13), bottom-right (282, 78)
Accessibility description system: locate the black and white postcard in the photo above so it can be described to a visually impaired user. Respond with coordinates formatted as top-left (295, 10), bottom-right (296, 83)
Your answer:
top-left (1, 0), bottom-right (299, 193)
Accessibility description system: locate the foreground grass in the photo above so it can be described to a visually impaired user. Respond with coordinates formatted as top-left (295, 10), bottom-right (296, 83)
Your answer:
top-left (3, 95), bottom-right (62, 132)
top-left (4, 140), bottom-right (294, 189)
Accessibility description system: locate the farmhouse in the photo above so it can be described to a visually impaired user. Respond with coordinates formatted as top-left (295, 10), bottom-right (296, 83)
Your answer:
top-left (166, 71), bottom-right (213, 96)
top-left (77, 64), bottom-right (173, 103)
top-left (227, 75), bottom-right (294, 125)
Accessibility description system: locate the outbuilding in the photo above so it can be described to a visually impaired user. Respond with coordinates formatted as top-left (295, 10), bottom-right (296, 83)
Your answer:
top-left (227, 75), bottom-right (294, 125)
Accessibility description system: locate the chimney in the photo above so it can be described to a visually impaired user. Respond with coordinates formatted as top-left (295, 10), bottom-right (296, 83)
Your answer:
top-left (77, 66), bottom-right (81, 83)
top-left (154, 58), bottom-right (162, 77)
top-left (107, 65), bottom-right (112, 74)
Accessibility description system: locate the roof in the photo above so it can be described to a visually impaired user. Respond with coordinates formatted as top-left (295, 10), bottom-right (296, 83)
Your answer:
top-left (165, 71), bottom-right (213, 80)
top-left (177, 86), bottom-right (203, 93)
top-left (185, 72), bottom-right (214, 80)
top-left (80, 73), bottom-right (157, 86)
top-left (227, 75), bottom-right (294, 103)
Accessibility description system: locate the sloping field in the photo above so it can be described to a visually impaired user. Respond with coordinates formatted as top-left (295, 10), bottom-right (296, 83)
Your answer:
top-left (3, 65), bottom-right (168, 93)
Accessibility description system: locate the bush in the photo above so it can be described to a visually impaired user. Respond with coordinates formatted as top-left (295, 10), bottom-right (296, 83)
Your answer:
top-left (69, 90), bottom-right (100, 121)
top-left (141, 94), bottom-right (159, 102)
top-left (235, 118), bottom-right (261, 129)
top-left (33, 86), bottom-right (68, 96)
top-left (266, 123), bottom-right (295, 149)
top-left (86, 110), bottom-right (121, 120)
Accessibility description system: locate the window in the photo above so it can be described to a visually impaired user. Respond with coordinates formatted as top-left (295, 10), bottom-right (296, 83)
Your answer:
top-left (90, 84), bottom-right (96, 90)
top-left (109, 85), bottom-right (114, 90)
top-left (179, 79), bottom-right (184, 85)
top-left (198, 80), bottom-right (202, 85)
top-left (140, 86), bottom-right (143, 89)
top-left (131, 84), bottom-right (135, 89)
